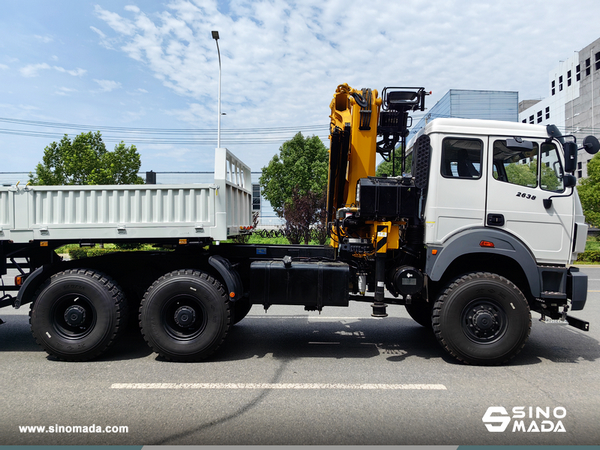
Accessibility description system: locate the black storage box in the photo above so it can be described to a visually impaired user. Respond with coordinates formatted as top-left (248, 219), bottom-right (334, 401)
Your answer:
top-left (358, 177), bottom-right (419, 220)
top-left (250, 260), bottom-right (349, 308)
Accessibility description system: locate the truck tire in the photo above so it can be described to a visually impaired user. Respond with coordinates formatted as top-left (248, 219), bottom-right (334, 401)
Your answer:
top-left (29, 269), bottom-right (126, 361)
top-left (139, 270), bottom-right (230, 361)
top-left (433, 272), bottom-right (531, 365)
top-left (405, 301), bottom-right (432, 328)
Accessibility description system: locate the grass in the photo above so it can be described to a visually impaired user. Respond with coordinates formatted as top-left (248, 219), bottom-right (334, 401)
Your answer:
top-left (57, 235), bottom-right (328, 260)
top-left (226, 234), bottom-right (327, 245)
top-left (585, 235), bottom-right (600, 251)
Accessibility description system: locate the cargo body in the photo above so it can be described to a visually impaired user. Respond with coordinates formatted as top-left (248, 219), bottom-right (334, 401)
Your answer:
top-left (0, 148), bottom-right (252, 243)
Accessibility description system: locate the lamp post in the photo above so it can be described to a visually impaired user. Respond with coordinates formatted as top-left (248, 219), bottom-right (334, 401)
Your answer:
top-left (212, 30), bottom-right (222, 148)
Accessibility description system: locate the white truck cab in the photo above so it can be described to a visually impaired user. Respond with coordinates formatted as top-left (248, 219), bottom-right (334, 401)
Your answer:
top-left (420, 119), bottom-right (586, 265)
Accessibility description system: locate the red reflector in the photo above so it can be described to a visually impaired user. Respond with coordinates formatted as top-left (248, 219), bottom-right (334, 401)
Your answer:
top-left (15, 275), bottom-right (24, 286)
top-left (480, 240), bottom-right (495, 248)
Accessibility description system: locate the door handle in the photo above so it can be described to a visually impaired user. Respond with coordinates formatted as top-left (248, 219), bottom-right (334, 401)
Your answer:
top-left (487, 213), bottom-right (505, 226)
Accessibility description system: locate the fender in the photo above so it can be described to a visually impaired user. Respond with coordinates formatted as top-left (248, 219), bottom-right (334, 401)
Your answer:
top-left (426, 227), bottom-right (541, 297)
top-left (208, 255), bottom-right (244, 302)
top-left (15, 264), bottom-right (58, 309)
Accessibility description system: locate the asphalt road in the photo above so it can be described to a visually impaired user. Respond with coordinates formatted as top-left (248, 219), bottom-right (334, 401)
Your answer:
top-left (1, 267), bottom-right (599, 446)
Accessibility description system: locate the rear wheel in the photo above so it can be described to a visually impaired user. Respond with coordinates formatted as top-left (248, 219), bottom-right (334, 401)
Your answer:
top-left (139, 270), bottom-right (230, 361)
top-left (30, 269), bottom-right (126, 361)
top-left (433, 272), bottom-right (531, 365)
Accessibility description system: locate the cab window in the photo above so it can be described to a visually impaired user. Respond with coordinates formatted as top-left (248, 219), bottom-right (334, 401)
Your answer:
top-left (540, 143), bottom-right (564, 192)
top-left (492, 140), bottom-right (539, 188)
top-left (441, 138), bottom-right (483, 179)
top-left (492, 140), bottom-right (565, 193)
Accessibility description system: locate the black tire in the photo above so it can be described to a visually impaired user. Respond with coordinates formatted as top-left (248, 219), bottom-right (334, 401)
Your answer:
top-left (139, 270), bottom-right (230, 361)
top-left (232, 298), bottom-right (252, 325)
top-left (29, 269), bottom-right (126, 362)
top-left (433, 272), bottom-right (531, 365)
top-left (405, 300), bottom-right (433, 328)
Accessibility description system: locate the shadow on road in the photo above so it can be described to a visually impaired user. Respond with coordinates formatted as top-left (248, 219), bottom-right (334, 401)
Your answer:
top-left (2, 311), bottom-right (599, 365)
top-left (216, 316), bottom-right (444, 363)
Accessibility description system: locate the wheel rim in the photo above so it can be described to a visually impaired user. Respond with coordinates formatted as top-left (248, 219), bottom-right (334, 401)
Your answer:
top-left (51, 294), bottom-right (97, 340)
top-left (161, 294), bottom-right (208, 341)
top-left (461, 298), bottom-right (508, 344)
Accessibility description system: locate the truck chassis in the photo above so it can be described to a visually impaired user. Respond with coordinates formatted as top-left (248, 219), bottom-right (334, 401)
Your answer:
top-left (1, 85), bottom-right (597, 365)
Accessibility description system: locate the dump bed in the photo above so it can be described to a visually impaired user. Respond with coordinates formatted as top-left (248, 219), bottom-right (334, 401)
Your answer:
top-left (0, 148), bottom-right (252, 244)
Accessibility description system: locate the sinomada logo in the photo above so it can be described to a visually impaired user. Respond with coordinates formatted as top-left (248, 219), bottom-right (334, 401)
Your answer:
top-left (482, 406), bottom-right (567, 433)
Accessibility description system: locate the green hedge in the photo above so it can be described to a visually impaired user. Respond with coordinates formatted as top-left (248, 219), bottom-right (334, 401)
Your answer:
top-left (67, 244), bottom-right (170, 260)
top-left (576, 250), bottom-right (600, 263)
top-left (68, 247), bottom-right (116, 260)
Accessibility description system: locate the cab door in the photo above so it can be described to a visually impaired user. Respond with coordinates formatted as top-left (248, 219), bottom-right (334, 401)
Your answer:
top-left (425, 135), bottom-right (487, 243)
top-left (485, 137), bottom-right (573, 265)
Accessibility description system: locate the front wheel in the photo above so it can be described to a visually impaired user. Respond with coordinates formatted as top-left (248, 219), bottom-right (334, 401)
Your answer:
top-left (433, 272), bottom-right (531, 365)
top-left (139, 270), bottom-right (230, 361)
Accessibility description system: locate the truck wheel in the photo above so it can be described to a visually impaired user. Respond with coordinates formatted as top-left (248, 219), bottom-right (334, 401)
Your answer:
top-left (232, 298), bottom-right (252, 325)
top-left (433, 272), bottom-right (531, 365)
top-left (139, 270), bottom-right (230, 361)
top-left (405, 301), bottom-right (432, 328)
top-left (29, 269), bottom-right (126, 361)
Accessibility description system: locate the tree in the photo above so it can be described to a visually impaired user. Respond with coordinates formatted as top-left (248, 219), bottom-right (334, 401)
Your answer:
top-left (376, 149), bottom-right (408, 177)
top-left (495, 162), bottom-right (561, 192)
top-left (259, 132), bottom-right (329, 216)
top-left (504, 162), bottom-right (537, 188)
top-left (578, 152), bottom-right (600, 227)
top-left (282, 189), bottom-right (328, 245)
top-left (29, 131), bottom-right (144, 186)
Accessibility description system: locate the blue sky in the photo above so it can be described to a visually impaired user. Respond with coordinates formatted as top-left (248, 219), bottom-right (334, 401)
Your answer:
top-left (1, 0), bottom-right (600, 174)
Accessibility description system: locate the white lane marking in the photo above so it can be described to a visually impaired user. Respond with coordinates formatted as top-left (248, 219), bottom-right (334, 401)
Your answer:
top-left (248, 316), bottom-right (365, 319)
top-left (111, 383), bottom-right (447, 390)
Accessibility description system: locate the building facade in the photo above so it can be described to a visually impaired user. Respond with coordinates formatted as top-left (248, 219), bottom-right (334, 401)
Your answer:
top-left (519, 37), bottom-right (600, 179)
top-left (409, 89), bottom-right (519, 143)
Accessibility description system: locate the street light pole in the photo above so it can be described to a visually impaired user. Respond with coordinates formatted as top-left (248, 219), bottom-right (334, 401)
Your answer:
top-left (212, 30), bottom-right (221, 148)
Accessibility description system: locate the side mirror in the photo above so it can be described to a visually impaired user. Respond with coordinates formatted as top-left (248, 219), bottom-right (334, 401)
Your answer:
top-left (583, 135), bottom-right (600, 155)
top-left (563, 174), bottom-right (577, 188)
top-left (563, 141), bottom-right (577, 173)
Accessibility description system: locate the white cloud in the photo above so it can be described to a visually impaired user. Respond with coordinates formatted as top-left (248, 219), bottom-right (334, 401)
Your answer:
top-left (68, 68), bottom-right (86, 77)
top-left (0, 64), bottom-right (8, 70)
top-left (164, 103), bottom-right (212, 125)
top-left (53, 66), bottom-right (87, 76)
top-left (123, 108), bottom-right (146, 122)
top-left (55, 87), bottom-right (78, 96)
top-left (151, 145), bottom-right (195, 162)
top-left (20, 63), bottom-right (51, 77)
top-left (83, 0), bottom-right (600, 170)
top-left (20, 63), bottom-right (86, 78)
top-left (94, 5), bottom-right (135, 36)
top-left (93, 79), bottom-right (122, 92)
top-left (34, 34), bottom-right (53, 43)
top-left (90, 26), bottom-right (107, 39)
